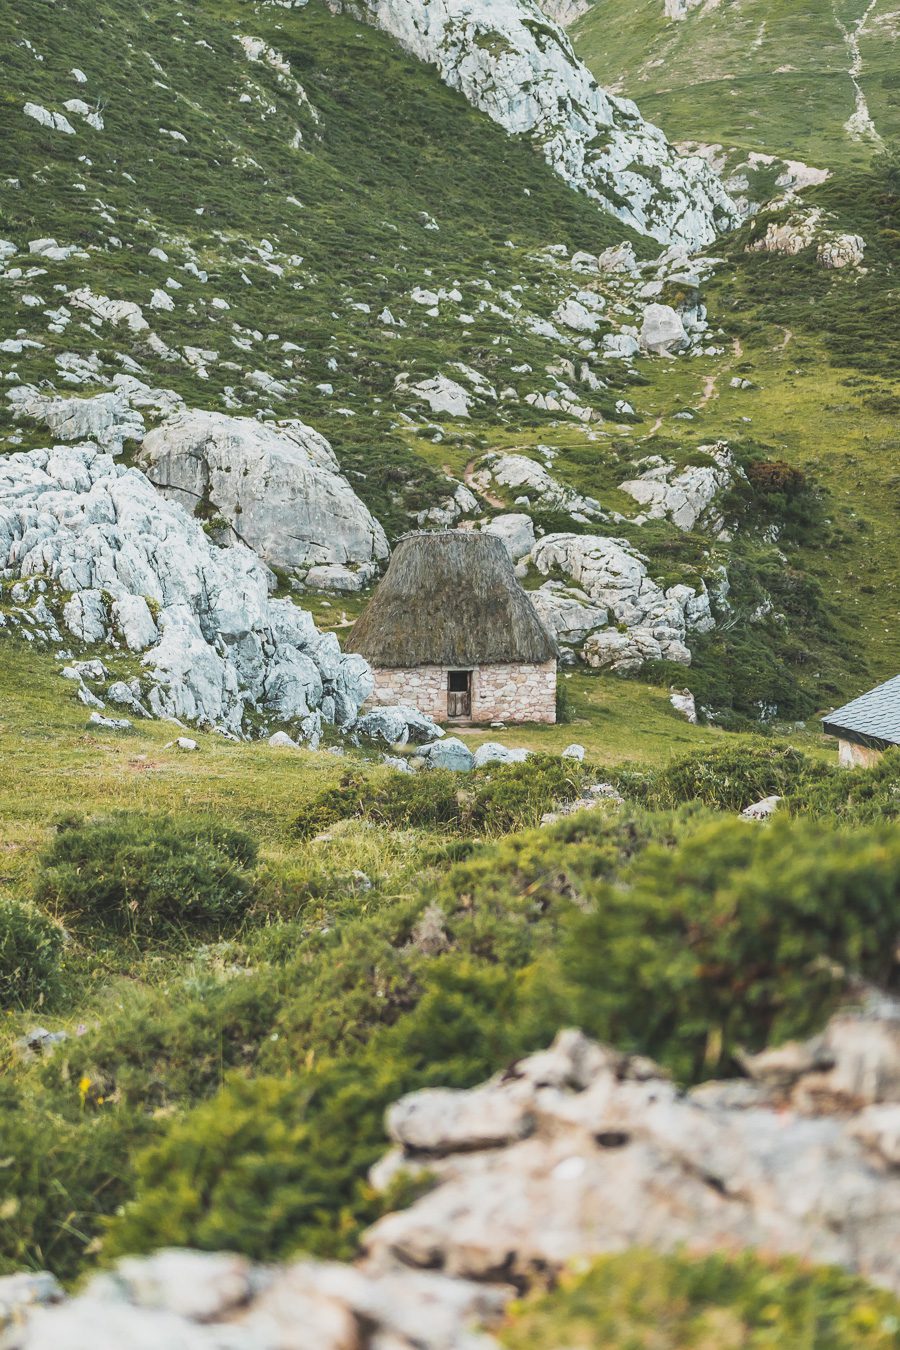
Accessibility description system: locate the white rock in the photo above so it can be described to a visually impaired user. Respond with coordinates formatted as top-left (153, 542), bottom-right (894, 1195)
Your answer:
top-left (471, 454), bottom-right (600, 518)
top-left (362, 0), bottom-right (738, 249)
top-left (741, 795), bottom-right (783, 820)
top-left (422, 737), bottom-right (475, 772)
top-left (88, 711), bottom-right (132, 730)
top-left (140, 410), bottom-right (388, 570)
top-left (304, 562), bottom-right (376, 594)
top-left (472, 742), bottom-right (531, 767)
top-left (561, 743), bottom-right (585, 760)
top-left (355, 705), bottom-right (443, 747)
top-left (640, 303), bottom-right (688, 356)
top-left (268, 731), bottom-right (299, 749)
top-left (396, 373), bottom-right (471, 418)
top-left (531, 532), bottom-right (711, 669)
top-left (619, 445), bottom-right (736, 532)
top-left (529, 581), bottom-right (607, 644)
top-left (23, 103), bottom-right (76, 135)
top-left (669, 689), bottom-right (697, 723)
top-left (482, 512), bottom-right (535, 561)
top-left (0, 444), bottom-right (373, 734)
top-left (818, 233), bottom-right (865, 269)
top-left (7, 385), bottom-right (146, 455)
top-left (69, 286), bottom-right (148, 332)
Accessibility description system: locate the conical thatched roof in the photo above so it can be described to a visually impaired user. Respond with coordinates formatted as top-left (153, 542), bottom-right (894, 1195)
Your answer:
top-left (346, 531), bottom-right (557, 668)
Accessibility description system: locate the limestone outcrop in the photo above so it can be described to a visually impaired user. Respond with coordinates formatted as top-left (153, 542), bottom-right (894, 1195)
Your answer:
top-left (529, 532), bottom-right (714, 669)
top-left (366, 1001), bottom-right (900, 1292)
top-left (5, 1000), bottom-right (899, 1348)
top-left (0, 444), bottom-right (372, 738)
top-left (362, 0), bottom-right (739, 248)
top-left (619, 444), bottom-right (737, 532)
top-left (140, 410), bottom-right (388, 572)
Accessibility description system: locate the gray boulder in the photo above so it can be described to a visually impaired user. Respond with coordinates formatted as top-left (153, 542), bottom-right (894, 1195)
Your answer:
top-left (421, 737), bottom-right (475, 772)
top-left (640, 303), bottom-right (689, 356)
top-left (355, 705), bottom-right (443, 747)
top-left (472, 742), bottom-right (530, 768)
top-left (140, 410), bottom-right (388, 571)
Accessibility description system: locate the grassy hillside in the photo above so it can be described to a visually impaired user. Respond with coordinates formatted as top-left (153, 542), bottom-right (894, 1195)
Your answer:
top-left (0, 0), bottom-right (645, 533)
top-left (570, 0), bottom-right (899, 170)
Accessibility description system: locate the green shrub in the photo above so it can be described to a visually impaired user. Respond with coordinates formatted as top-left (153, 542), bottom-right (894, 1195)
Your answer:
top-left (106, 958), bottom-right (524, 1264)
top-left (613, 744), bottom-right (831, 812)
top-left (789, 748), bottom-right (900, 824)
top-left (35, 815), bottom-right (258, 936)
top-left (0, 1078), bottom-right (150, 1281)
top-left (499, 1250), bottom-right (900, 1348)
top-left (537, 816), bottom-right (900, 1081)
top-left (295, 756), bottom-right (595, 839)
top-left (0, 895), bottom-right (63, 1009)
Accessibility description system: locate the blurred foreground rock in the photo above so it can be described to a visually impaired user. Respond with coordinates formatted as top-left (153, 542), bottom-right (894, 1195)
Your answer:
top-left (4, 998), bottom-right (899, 1348)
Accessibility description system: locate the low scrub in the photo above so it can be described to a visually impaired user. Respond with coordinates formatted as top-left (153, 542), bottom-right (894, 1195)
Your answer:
top-left (35, 814), bottom-right (259, 936)
top-left (0, 894), bottom-right (63, 1008)
top-left (613, 744), bottom-right (831, 812)
top-left (295, 756), bottom-right (594, 839)
top-left (499, 1250), bottom-right (900, 1348)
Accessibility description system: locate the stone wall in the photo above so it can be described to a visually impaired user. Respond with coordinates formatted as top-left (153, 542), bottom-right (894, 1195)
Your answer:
top-left (838, 739), bottom-right (883, 769)
top-left (367, 661), bottom-right (557, 725)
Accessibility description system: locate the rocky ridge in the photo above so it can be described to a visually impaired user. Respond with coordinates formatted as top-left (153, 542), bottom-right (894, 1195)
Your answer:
top-left (361, 0), bottom-right (740, 248)
top-left (0, 440), bottom-right (372, 739)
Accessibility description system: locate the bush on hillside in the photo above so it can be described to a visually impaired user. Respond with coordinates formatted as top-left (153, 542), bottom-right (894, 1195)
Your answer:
top-left (105, 958), bottom-right (525, 1264)
top-left (295, 756), bottom-right (595, 839)
top-left (536, 816), bottom-right (900, 1081)
top-left (35, 815), bottom-right (258, 936)
top-left (0, 895), bottom-right (63, 1009)
top-left (613, 743), bottom-right (831, 812)
top-left (499, 1250), bottom-right (900, 1349)
top-left (788, 748), bottom-right (900, 824)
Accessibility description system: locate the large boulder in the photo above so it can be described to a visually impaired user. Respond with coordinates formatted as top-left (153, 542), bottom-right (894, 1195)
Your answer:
top-left (421, 737), bottom-right (475, 772)
top-left (481, 512), bottom-right (536, 562)
top-left (354, 705), bottom-right (443, 747)
top-left (140, 410), bottom-right (388, 571)
top-left (640, 303), bottom-right (688, 356)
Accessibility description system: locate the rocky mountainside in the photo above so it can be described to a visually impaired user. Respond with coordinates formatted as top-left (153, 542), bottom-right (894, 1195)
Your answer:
top-left (565, 0), bottom-right (899, 204)
top-left (4, 0), bottom-right (889, 737)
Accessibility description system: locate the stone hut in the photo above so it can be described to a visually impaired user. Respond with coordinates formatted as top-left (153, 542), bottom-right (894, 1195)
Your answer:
top-left (822, 674), bottom-right (900, 767)
top-left (347, 531), bottom-right (558, 724)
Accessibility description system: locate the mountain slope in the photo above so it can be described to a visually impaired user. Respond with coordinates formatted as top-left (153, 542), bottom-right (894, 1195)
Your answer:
top-left (568, 0), bottom-right (899, 175)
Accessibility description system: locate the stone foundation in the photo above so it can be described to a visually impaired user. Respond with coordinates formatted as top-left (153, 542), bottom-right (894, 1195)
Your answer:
top-left (838, 739), bottom-right (883, 769)
top-left (367, 661), bottom-right (557, 725)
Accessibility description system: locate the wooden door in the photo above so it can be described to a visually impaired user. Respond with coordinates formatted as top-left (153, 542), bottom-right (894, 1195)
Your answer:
top-left (447, 670), bottom-right (472, 719)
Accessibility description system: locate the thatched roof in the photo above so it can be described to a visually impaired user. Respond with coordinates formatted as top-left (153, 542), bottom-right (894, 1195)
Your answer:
top-left (346, 531), bottom-right (557, 668)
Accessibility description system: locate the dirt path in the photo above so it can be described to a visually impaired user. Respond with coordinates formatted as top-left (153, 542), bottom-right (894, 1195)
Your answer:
top-left (643, 333), bottom-right (746, 440)
top-left (779, 327), bottom-right (793, 349)
top-left (464, 457), bottom-right (505, 508)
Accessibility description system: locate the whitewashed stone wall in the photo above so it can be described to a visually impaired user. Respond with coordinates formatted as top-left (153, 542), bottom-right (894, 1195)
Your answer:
top-left (838, 739), bottom-right (883, 769)
top-left (367, 661), bottom-right (557, 724)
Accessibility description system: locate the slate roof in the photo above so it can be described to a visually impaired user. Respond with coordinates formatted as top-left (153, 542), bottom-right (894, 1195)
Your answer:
top-left (821, 675), bottom-right (900, 749)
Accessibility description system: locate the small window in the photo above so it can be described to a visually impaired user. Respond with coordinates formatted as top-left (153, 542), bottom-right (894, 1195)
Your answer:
top-left (448, 670), bottom-right (471, 693)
